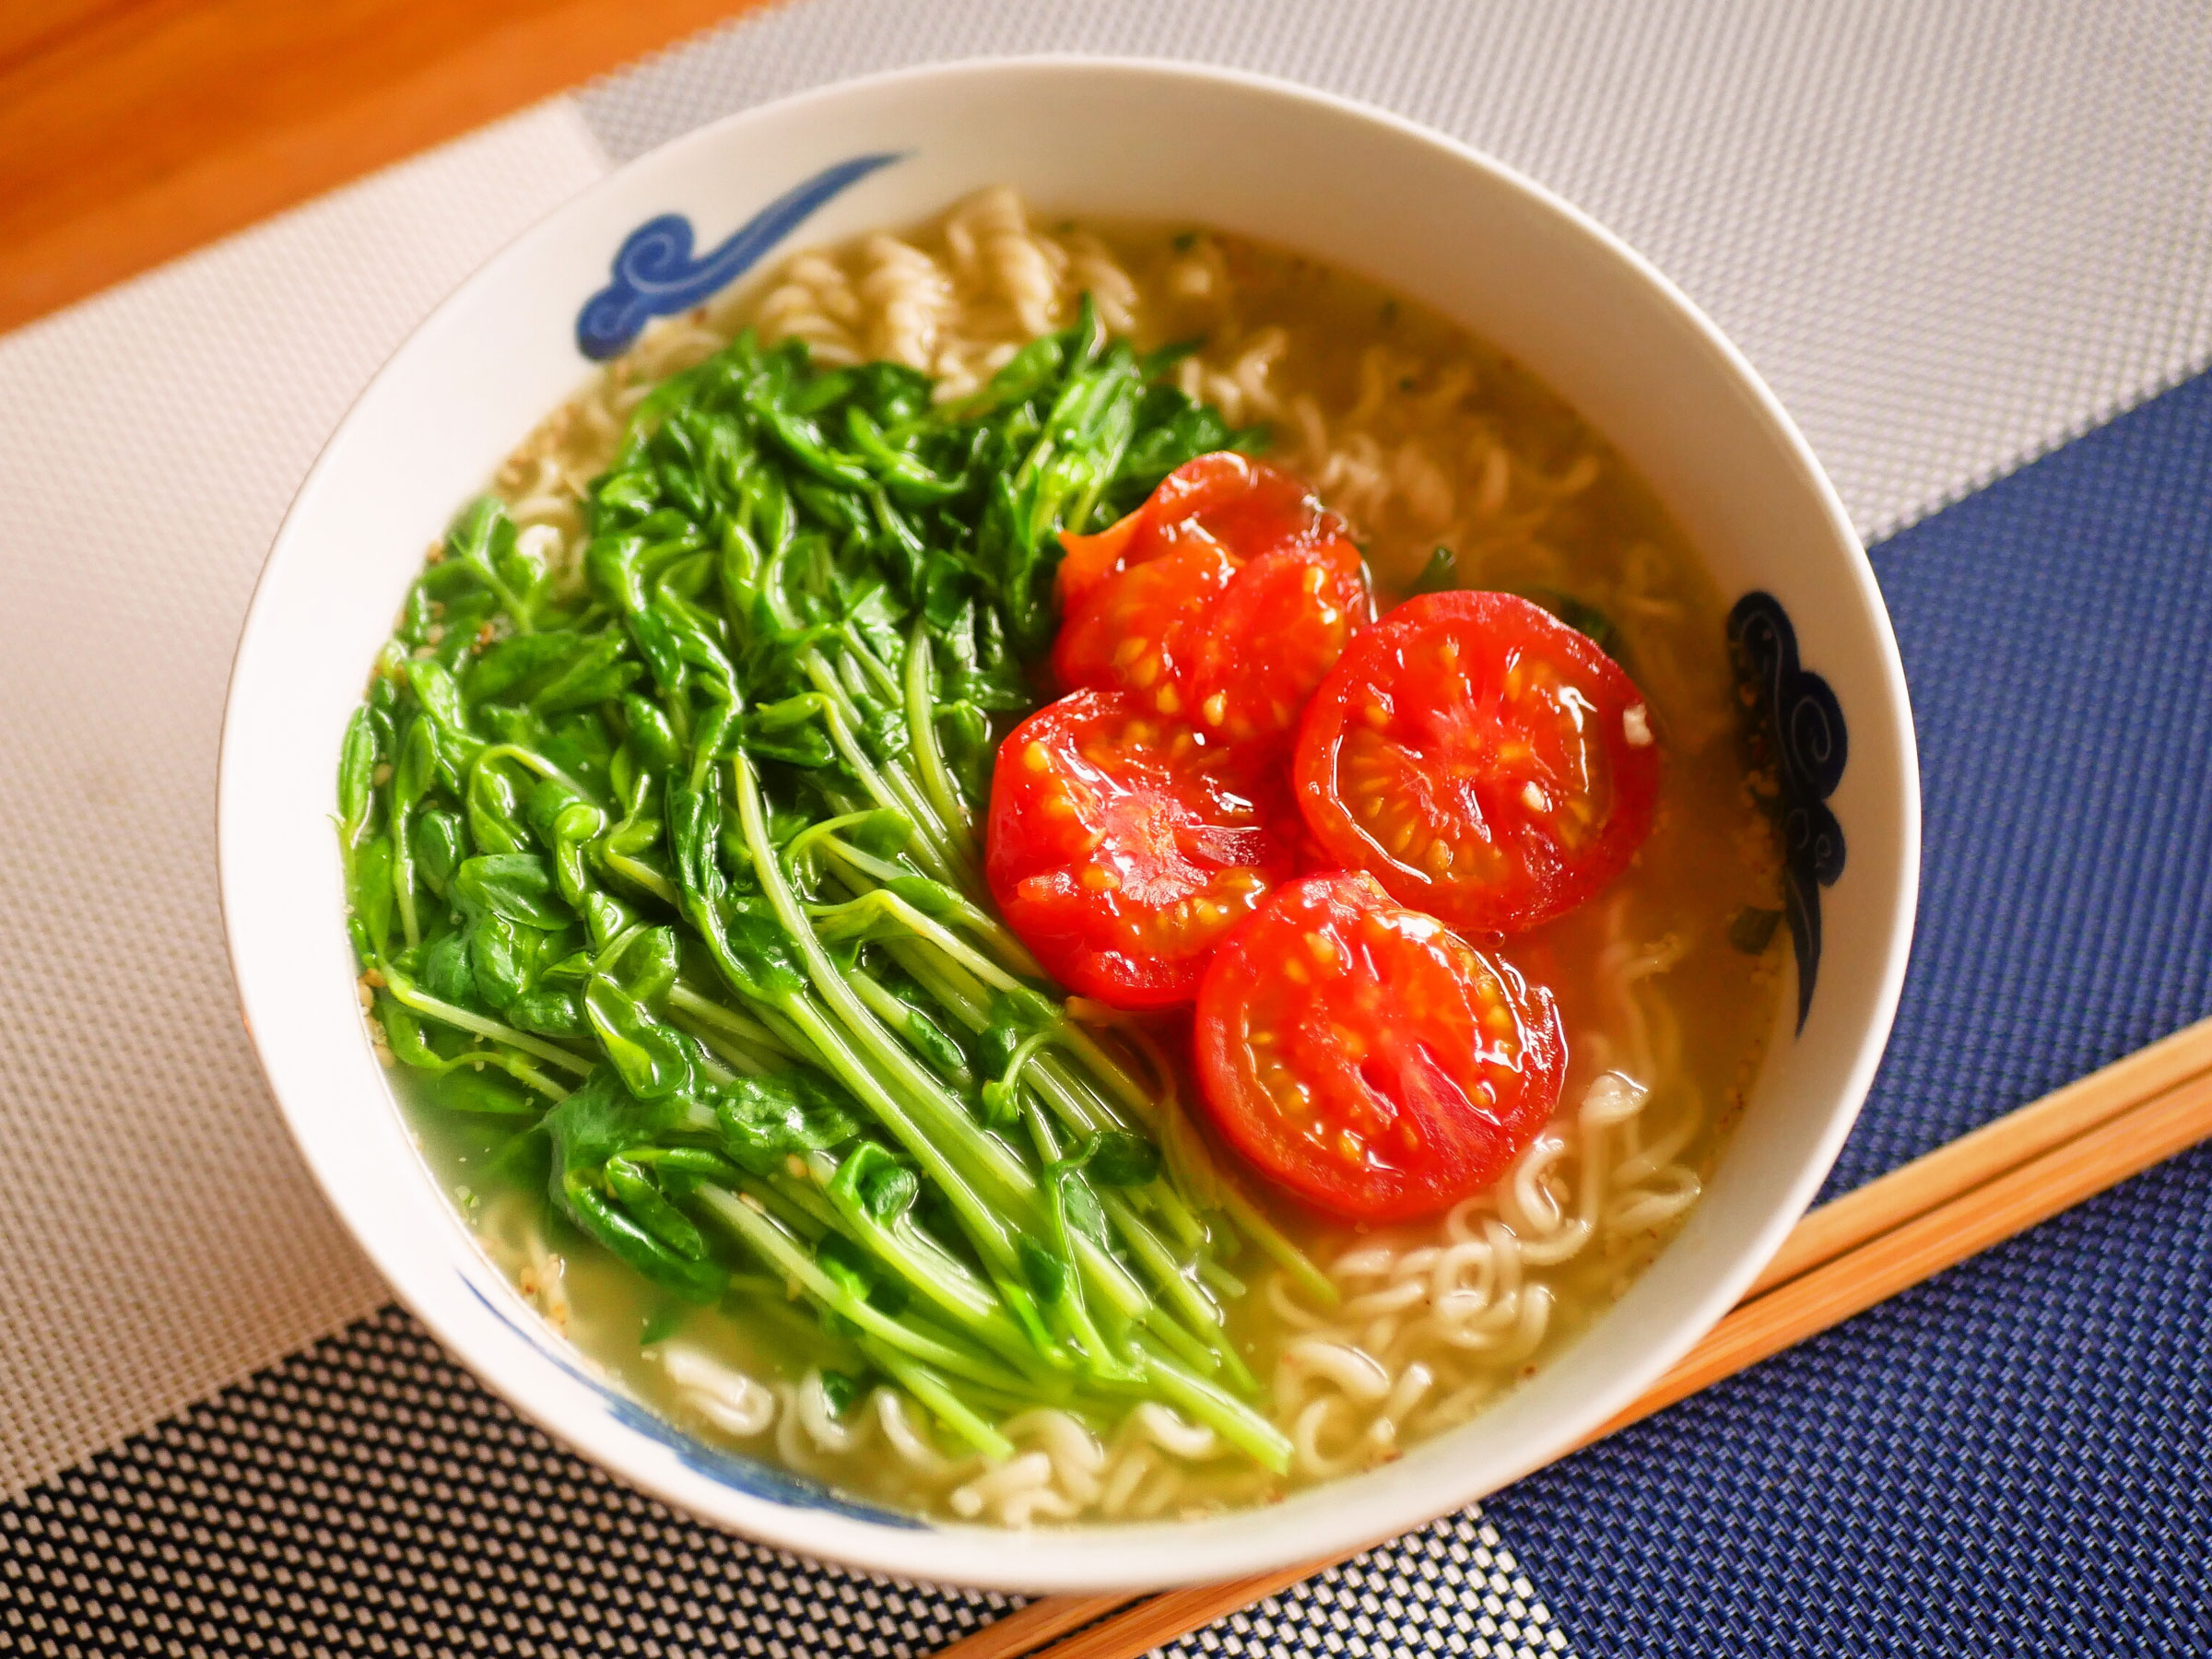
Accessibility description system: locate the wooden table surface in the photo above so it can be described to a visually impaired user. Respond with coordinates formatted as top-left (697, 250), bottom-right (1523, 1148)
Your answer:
top-left (0, 0), bottom-right (771, 334)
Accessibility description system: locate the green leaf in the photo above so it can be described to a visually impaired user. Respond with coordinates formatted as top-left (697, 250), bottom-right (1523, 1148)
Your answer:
top-left (622, 693), bottom-right (682, 772)
top-left (1057, 1172), bottom-right (1108, 1245)
top-left (712, 1071), bottom-right (862, 1175)
top-left (971, 335), bottom-right (1063, 414)
top-left (566, 1178), bottom-right (725, 1302)
top-left (337, 708), bottom-right (378, 834)
top-left (393, 717), bottom-right (438, 808)
top-left (1410, 546), bottom-right (1458, 595)
top-left (1521, 586), bottom-right (1620, 655)
top-left (818, 1368), bottom-right (865, 1417)
top-left (1729, 905), bottom-right (1784, 954)
top-left (605, 1156), bottom-right (711, 1261)
top-left (433, 1067), bottom-right (539, 1118)
top-left (639, 1302), bottom-right (688, 1346)
top-left (466, 912), bottom-right (541, 1010)
top-left (859, 1159), bottom-right (919, 1223)
top-left (418, 928), bottom-right (478, 1008)
top-left (752, 399), bottom-right (875, 491)
top-left (347, 835), bottom-right (395, 950)
top-left (899, 1007), bottom-right (969, 1081)
top-left (465, 762), bottom-right (532, 855)
top-left (468, 631), bottom-right (585, 703)
top-left (508, 986), bottom-right (587, 1038)
top-left (415, 808), bottom-right (466, 898)
top-left (836, 807), bottom-right (915, 860)
top-left (528, 631), bottom-right (629, 714)
top-left (584, 977), bottom-right (697, 1099)
top-left (407, 658), bottom-right (477, 745)
top-left (1018, 1234), bottom-right (1068, 1304)
top-left (1083, 1130), bottom-right (1161, 1188)
top-left (541, 1065), bottom-right (688, 1175)
top-left (452, 853), bottom-right (571, 930)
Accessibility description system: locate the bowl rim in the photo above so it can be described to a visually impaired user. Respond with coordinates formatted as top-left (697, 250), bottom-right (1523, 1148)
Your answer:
top-left (218, 52), bottom-right (1921, 1593)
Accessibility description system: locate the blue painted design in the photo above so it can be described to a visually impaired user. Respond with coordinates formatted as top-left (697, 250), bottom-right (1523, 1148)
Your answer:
top-left (461, 1275), bottom-right (925, 1527)
top-left (1728, 590), bottom-right (1847, 1029)
top-left (576, 152), bottom-right (907, 359)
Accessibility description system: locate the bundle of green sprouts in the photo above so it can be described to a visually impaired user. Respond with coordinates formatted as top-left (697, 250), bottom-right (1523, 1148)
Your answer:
top-left (339, 304), bottom-right (1333, 1475)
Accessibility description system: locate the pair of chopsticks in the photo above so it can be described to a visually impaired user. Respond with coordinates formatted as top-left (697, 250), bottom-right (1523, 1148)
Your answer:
top-left (938, 1015), bottom-right (2212, 1659)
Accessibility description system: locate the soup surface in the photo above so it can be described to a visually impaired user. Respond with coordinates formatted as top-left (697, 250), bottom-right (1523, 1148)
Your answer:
top-left (358, 189), bottom-right (1786, 1524)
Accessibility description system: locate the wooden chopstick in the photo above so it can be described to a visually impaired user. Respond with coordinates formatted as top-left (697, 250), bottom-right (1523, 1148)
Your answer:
top-left (944, 1596), bottom-right (1141, 1659)
top-left (1583, 1058), bottom-right (2212, 1439)
top-left (934, 1016), bottom-right (2212, 1659)
top-left (1745, 1017), bottom-right (2212, 1296)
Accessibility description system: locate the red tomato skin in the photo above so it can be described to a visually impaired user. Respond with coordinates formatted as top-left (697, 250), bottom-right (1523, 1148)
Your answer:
top-left (986, 688), bottom-right (1302, 1009)
top-left (1182, 538), bottom-right (1372, 747)
top-left (1294, 590), bottom-right (1661, 937)
top-left (1050, 541), bottom-right (1239, 709)
top-left (1057, 452), bottom-right (1342, 613)
top-left (1054, 453), bottom-right (1372, 745)
top-left (1194, 872), bottom-right (1566, 1223)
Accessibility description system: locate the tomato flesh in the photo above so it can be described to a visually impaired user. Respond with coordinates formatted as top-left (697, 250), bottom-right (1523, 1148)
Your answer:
top-left (1295, 590), bottom-right (1661, 936)
top-left (1050, 541), bottom-right (1239, 712)
top-left (1194, 872), bottom-right (1566, 1222)
top-left (1057, 452), bottom-right (1345, 610)
top-left (986, 688), bottom-right (1301, 1008)
top-left (1054, 453), bottom-right (1371, 747)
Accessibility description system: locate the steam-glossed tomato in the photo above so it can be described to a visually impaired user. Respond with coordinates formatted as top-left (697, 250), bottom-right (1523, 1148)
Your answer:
top-left (1053, 453), bottom-right (1371, 747)
top-left (985, 688), bottom-right (1300, 1008)
top-left (1295, 591), bottom-right (1660, 935)
top-left (1194, 872), bottom-right (1566, 1222)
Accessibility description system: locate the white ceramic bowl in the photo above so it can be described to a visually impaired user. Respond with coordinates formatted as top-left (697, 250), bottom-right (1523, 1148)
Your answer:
top-left (219, 57), bottom-right (1919, 1593)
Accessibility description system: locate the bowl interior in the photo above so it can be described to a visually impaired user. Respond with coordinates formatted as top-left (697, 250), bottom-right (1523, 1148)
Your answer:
top-left (219, 57), bottom-right (1917, 1592)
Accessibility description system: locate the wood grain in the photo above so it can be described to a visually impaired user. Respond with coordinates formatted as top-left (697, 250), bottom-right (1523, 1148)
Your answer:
top-left (1745, 1015), bottom-right (2212, 1296)
top-left (0, 0), bottom-right (774, 334)
top-left (939, 1595), bottom-right (1139, 1659)
top-left (932, 1015), bottom-right (2212, 1659)
top-left (1586, 1061), bottom-right (2212, 1440)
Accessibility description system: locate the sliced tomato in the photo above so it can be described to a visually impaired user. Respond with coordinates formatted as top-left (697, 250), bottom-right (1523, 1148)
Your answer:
top-left (1194, 871), bottom-right (1566, 1222)
top-left (1181, 540), bottom-right (1369, 746)
top-left (1050, 541), bottom-right (1239, 710)
top-left (986, 688), bottom-right (1301, 1008)
top-left (1057, 452), bottom-right (1343, 612)
top-left (1295, 591), bottom-right (1661, 936)
top-left (1053, 453), bottom-right (1371, 746)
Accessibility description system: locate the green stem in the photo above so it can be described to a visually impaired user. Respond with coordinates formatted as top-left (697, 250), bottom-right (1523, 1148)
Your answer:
top-left (902, 619), bottom-right (978, 856)
top-left (378, 968), bottom-right (594, 1074)
top-left (697, 1184), bottom-right (1028, 1396)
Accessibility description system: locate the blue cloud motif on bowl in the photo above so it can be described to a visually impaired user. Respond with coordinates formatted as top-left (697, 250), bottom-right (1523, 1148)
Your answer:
top-left (576, 153), bottom-right (908, 360)
top-left (1728, 591), bottom-right (1847, 1030)
top-left (462, 1274), bottom-right (925, 1526)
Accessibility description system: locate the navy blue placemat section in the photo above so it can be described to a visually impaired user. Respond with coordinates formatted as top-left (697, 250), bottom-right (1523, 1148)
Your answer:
top-left (1489, 370), bottom-right (2212, 1654)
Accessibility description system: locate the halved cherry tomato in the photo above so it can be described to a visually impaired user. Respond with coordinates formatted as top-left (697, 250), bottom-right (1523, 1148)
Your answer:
top-left (1053, 453), bottom-right (1371, 747)
top-left (1057, 453), bottom-right (1344, 611)
top-left (1194, 871), bottom-right (1565, 1222)
top-left (986, 688), bottom-right (1301, 1008)
top-left (1295, 591), bottom-right (1661, 936)
top-left (1050, 542), bottom-right (1239, 712)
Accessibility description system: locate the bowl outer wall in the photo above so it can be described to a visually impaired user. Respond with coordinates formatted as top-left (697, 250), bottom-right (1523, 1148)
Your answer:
top-left (218, 56), bottom-right (1920, 1593)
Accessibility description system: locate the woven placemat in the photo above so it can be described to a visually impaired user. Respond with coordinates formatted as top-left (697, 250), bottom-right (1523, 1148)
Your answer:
top-left (1490, 367), bottom-right (2212, 1655)
top-left (581, 0), bottom-right (2212, 544)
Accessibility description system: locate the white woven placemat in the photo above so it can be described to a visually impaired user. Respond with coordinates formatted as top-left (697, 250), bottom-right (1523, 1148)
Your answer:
top-left (0, 100), bottom-right (607, 1497)
top-left (2, 0), bottom-right (2207, 1504)
top-left (582, 0), bottom-right (2212, 544)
